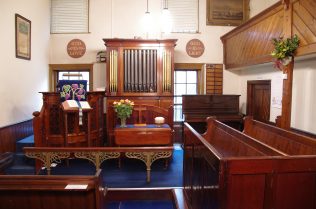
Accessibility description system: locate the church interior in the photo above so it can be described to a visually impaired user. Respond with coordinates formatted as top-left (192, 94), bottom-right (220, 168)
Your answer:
top-left (1, 0), bottom-right (316, 208)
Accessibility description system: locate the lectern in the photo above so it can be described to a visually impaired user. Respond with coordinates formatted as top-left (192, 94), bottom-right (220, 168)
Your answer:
top-left (32, 91), bottom-right (105, 147)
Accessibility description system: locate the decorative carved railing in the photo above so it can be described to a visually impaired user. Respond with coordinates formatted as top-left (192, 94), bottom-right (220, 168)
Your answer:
top-left (24, 146), bottom-right (173, 182)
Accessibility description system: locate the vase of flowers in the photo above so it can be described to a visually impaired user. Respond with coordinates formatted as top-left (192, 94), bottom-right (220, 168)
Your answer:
top-left (113, 99), bottom-right (134, 127)
top-left (271, 34), bottom-right (300, 70)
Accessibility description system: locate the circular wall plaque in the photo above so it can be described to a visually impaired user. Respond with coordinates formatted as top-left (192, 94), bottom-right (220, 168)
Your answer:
top-left (186, 39), bottom-right (205, 58)
top-left (67, 39), bottom-right (86, 58)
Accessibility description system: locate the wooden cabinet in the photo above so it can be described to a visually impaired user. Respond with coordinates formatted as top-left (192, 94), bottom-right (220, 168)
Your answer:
top-left (114, 124), bottom-right (172, 146)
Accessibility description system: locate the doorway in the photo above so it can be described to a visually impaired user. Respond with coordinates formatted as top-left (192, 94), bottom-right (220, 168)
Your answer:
top-left (247, 80), bottom-right (271, 123)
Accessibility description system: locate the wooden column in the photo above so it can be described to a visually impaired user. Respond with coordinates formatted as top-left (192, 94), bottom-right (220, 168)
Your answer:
top-left (276, 1), bottom-right (293, 129)
top-left (277, 60), bottom-right (294, 129)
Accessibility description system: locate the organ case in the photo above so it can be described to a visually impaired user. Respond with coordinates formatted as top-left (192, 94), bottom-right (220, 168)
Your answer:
top-left (103, 39), bottom-right (177, 96)
top-left (103, 39), bottom-right (177, 145)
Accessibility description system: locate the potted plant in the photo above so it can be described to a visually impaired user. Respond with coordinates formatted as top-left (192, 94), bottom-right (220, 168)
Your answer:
top-left (271, 34), bottom-right (300, 70)
top-left (113, 99), bottom-right (134, 127)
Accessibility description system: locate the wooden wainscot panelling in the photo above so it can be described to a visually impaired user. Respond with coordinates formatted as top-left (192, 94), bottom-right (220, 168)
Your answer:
top-left (221, 1), bottom-right (284, 69)
top-left (0, 120), bottom-right (33, 153)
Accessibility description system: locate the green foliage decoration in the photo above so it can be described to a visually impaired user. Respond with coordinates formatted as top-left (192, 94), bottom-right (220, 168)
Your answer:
top-left (271, 34), bottom-right (300, 60)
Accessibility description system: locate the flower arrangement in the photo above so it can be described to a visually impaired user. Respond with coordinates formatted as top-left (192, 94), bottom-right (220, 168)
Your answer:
top-left (271, 34), bottom-right (300, 70)
top-left (113, 99), bottom-right (134, 126)
top-left (60, 84), bottom-right (86, 101)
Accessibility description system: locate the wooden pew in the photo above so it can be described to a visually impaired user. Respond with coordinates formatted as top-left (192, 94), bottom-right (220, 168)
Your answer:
top-left (243, 116), bottom-right (316, 155)
top-left (183, 118), bottom-right (316, 209)
top-left (0, 169), bottom-right (105, 209)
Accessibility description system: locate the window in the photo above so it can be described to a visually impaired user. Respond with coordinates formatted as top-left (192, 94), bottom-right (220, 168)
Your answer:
top-left (174, 70), bottom-right (198, 121)
top-left (49, 64), bottom-right (93, 91)
top-left (168, 0), bottom-right (199, 33)
top-left (57, 71), bottom-right (90, 91)
top-left (51, 0), bottom-right (89, 34)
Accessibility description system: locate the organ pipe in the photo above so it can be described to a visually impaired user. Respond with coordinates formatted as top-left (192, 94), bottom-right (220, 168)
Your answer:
top-left (109, 50), bottom-right (118, 93)
top-left (162, 50), bottom-right (172, 93)
top-left (122, 49), bottom-right (157, 93)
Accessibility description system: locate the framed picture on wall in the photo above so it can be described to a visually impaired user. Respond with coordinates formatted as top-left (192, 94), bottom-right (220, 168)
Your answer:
top-left (206, 0), bottom-right (249, 26)
top-left (15, 14), bottom-right (31, 60)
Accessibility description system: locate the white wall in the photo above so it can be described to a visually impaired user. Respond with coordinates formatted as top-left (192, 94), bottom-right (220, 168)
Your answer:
top-left (0, 0), bottom-right (50, 127)
top-left (49, 0), bottom-right (235, 65)
top-left (48, 0), bottom-right (279, 89)
top-left (291, 58), bottom-right (316, 133)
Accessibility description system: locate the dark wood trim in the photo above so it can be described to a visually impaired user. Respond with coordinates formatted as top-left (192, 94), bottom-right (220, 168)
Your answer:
top-left (0, 119), bottom-right (33, 153)
top-left (174, 63), bottom-right (204, 70)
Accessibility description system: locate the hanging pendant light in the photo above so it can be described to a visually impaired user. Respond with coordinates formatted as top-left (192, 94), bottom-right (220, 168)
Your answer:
top-left (161, 0), bottom-right (172, 33)
top-left (143, 0), bottom-right (152, 38)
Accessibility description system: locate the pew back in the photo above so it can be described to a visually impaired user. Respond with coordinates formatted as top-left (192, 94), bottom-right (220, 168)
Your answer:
top-left (0, 170), bottom-right (104, 209)
top-left (243, 116), bottom-right (316, 155)
top-left (202, 118), bottom-right (285, 157)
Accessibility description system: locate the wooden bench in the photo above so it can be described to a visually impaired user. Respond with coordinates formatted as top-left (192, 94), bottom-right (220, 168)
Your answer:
top-left (183, 117), bottom-right (316, 209)
top-left (243, 116), bottom-right (316, 155)
top-left (0, 169), bottom-right (105, 209)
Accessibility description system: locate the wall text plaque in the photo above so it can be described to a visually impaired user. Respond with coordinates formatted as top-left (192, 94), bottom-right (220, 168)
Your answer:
top-left (186, 39), bottom-right (205, 58)
top-left (67, 39), bottom-right (86, 58)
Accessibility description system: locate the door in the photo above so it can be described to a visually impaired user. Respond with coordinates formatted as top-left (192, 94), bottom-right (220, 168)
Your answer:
top-left (247, 80), bottom-right (271, 123)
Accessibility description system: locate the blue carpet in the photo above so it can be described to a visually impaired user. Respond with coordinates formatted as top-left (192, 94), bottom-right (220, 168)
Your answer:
top-left (16, 135), bottom-right (34, 152)
top-left (107, 200), bottom-right (174, 209)
top-left (47, 148), bottom-right (183, 188)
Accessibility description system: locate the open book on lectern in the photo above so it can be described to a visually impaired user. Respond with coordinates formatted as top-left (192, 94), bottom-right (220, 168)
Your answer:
top-left (62, 100), bottom-right (91, 111)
